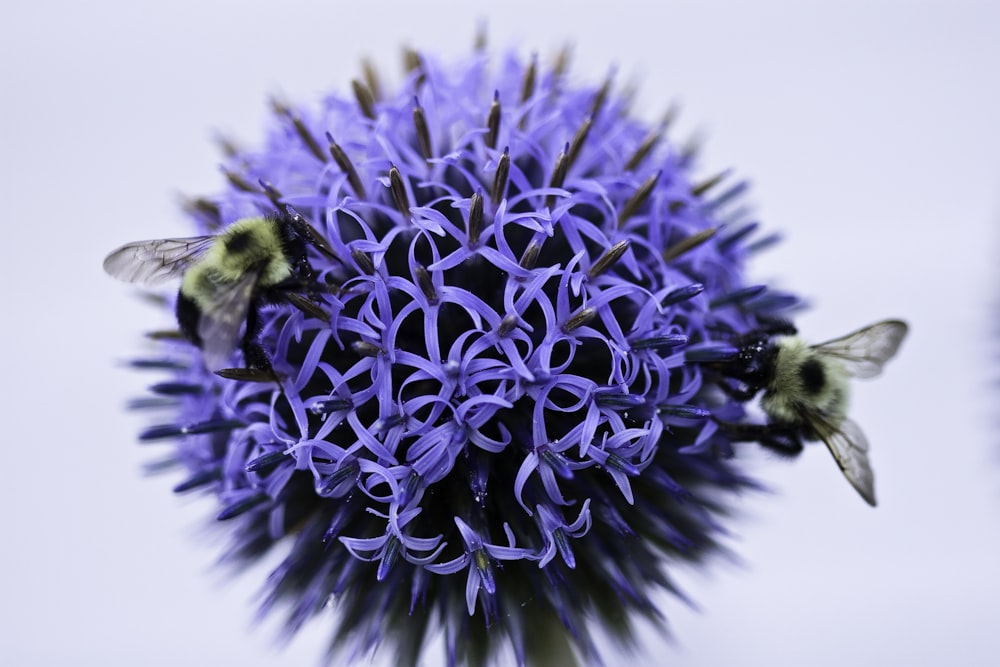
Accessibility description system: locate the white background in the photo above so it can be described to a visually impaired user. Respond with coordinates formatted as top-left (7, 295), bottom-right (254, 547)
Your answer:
top-left (2, 1), bottom-right (998, 665)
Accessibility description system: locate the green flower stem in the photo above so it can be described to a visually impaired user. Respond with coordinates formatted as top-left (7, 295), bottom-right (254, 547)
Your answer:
top-left (525, 614), bottom-right (581, 667)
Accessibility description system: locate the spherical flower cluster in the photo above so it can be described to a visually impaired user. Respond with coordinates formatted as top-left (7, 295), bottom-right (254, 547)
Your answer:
top-left (126, 48), bottom-right (797, 666)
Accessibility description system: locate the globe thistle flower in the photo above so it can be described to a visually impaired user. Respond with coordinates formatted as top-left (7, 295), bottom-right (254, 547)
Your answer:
top-left (118, 47), bottom-right (801, 666)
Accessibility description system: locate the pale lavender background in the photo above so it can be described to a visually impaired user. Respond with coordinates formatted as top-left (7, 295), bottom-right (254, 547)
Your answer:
top-left (2, 1), bottom-right (999, 665)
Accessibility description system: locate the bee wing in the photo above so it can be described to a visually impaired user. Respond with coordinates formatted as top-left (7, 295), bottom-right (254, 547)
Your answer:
top-left (812, 319), bottom-right (908, 379)
top-left (103, 236), bottom-right (216, 285)
top-left (196, 271), bottom-right (260, 371)
top-left (814, 416), bottom-right (876, 506)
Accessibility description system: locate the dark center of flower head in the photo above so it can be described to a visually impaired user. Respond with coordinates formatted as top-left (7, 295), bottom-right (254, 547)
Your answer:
top-left (135, 47), bottom-right (795, 666)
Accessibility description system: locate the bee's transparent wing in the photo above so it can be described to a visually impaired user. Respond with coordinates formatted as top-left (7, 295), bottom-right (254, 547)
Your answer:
top-left (812, 319), bottom-right (908, 379)
top-left (197, 271), bottom-right (260, 371)
top-left (814, 416), bottom-right (876, 506)
top-left (103, 236), bottom-right (216, 285)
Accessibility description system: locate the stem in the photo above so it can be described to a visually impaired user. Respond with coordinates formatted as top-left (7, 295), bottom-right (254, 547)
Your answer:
top-left (524, 614), bottom-right (581, 667)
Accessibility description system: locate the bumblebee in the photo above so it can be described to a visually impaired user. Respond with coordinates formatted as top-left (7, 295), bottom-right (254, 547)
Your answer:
top-left (710, 319), bottom-right (909, 506)
top-left (104, 210), bottom-right (333, 379)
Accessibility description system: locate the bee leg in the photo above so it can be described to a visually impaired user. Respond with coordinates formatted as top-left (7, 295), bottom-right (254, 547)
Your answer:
top-left (215, 301), bottom-right (280, 383)
top-left (215, 344), bottom-right (278, 382)
top-left (716, 379), bottom-right (760, 403)
top-left (271, 276), bottom-right (335, 296)
top-left (243, 302), bottom-right (279, 376)
top-left (242, 341), bottom-right (275, 372)
top-left (715, 420), bottom-right (804, 458)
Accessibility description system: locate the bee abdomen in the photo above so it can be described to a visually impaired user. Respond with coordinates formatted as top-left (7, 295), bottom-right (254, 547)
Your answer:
top-left (175, 290), bottom-right (203, 346)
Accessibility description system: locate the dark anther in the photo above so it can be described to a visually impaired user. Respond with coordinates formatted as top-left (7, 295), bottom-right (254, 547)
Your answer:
top-left (486, 92), bottom-right (501, 149)
top-left (223, 169), bottom-right (258, 193)
top-left (552, 45), bottom-right (572, 83)
top-left (519, 241), bottom-right (541, 271)
top-left (562, 307), bottom-right (597, 333)
top-left (717, 222), bottom-right (759, 251)
top-left (624, 107), bottom-right (675, 172)
top-left (402, 47), bottom-right (426, 88)
top-left (352, 340), bottom-right (382, 358)
top-left (467, 191), bottom-right (484, 247)
top-left (245, 450), bottom-right (288, 473)
top-left (588, 239), bottom-right (630, 279)
top-left (474, 24), bottom-right (488, 51)
top-left (213, 134), bottom-right (241, 158)
top-left (663, 227), bottom-right (718, 262)
top-left (149, 382), bottom-right (204, 396)
top-left (415, 265), bottom-right (438, 305)
top-left (412, 98), bottom-right (433, 161)
top-left (590, 73), bottom-right (613, 119)
top-left (326, 133), bottom-right (367, 199)
top-left (618, 171), bottom-right (661, 227)
top-left (128, 358), bottom-right (189, 371)
top-left (660, 283), bottom-right (705, 307)
top-left (310, 398), bottom-right (354, 415)
top-left (657, 404), bottom-right (711, 419)
top-left (709, 285), bottom-right (767, 309)
top-left (520, 55), bottom-right (537, 104)
top-left (565, 116), bottom-right (593, 174)
top-left (350, 248), bottom-right (376, 275)
top-left (271, 98), bottom-right (326, 162)
top-left (351, 79), bottom-right (377, 120)
top-left (285, 293), bottom-right (330, 323)
top-left (630, 334), bottom-right (689, 350)
top-left (139, 418), bottom-right (244, 442)
top-left (388, 165), bottom-right (411, 220)
top-left (180, 197), bottom-right (222, 229)
top-left (144, 330), bottom-right (185, 341)
top-left (497, 314), bottom-right (519, 337)
top-left (594, 392), bottom-right (644, 410)
top-left (173, 468), bottom-right (221, 493)
top-left (491, 147), bottom-right (510, 204)
top-left (679, 133), bottom-right (702, 167)
top-left (625, 126), bottom-right (663, 172)
top-left (545, 145), bottom-right (569, 208)
top-left (214, 367), bottom-right (279, 383)
top-left (691, 171), bottom-right (728, 197)
top-left (217, 493), bottom-right (270, 521)
top-left (360, 57), bottom-right (383, 101)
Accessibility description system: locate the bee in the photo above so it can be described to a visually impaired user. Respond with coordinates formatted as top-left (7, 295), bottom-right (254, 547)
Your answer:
top-left (104, 210), bottom-right (335, 380)
top-left (709, 319), bottom-right (909, 506)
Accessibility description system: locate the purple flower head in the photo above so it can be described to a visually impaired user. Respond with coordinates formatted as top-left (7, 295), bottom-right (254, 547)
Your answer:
top-left (122, 47), bottom-right (800, 666)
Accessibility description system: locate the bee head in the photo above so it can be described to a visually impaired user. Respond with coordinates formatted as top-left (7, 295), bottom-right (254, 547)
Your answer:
top-left (714, 319), bottom-right (796, 393)
top-left (277, 207), bottom-right (337, 259)
top-left (730, 331), bottom-right (780, 392)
